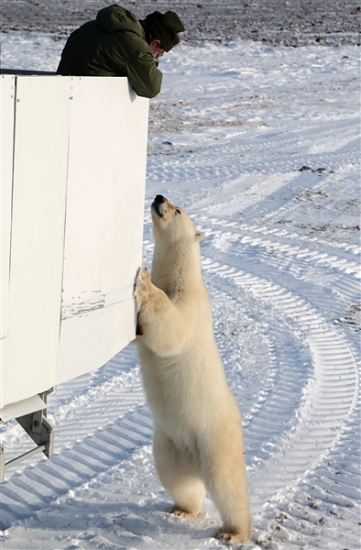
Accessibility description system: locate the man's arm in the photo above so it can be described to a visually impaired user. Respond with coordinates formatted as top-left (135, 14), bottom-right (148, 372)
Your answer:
top-left (126, 48), bottom-right (163, 99)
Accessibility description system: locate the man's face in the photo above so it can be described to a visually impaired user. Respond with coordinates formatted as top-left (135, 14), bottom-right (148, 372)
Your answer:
top-left (149, 39), bottom-right (165, 59)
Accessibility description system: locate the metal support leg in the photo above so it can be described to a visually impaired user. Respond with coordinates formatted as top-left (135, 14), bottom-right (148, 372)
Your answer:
top-left (0, 390), bottom-right (54, 482)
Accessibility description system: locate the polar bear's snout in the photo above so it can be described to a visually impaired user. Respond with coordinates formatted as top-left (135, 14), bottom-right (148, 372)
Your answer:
top-left (152, 194), bottom-right (177, 219)
top-left (154, 194), bottom-right (166, 205)
top-left (152, 194), bottom-right (167, 217)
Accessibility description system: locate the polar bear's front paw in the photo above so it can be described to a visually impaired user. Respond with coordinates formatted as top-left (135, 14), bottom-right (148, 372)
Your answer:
top-left (134, 266), bottom-right (152, 308)
top-left (135, 265), bottom-right (151, 289)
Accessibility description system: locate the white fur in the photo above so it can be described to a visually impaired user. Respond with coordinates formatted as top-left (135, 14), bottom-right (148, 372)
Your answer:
top-left (134, 196), bottom-right (251, 543)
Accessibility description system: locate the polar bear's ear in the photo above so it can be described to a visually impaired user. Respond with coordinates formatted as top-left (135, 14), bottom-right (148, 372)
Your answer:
top-left (195, 230), bottom-right (205, 242)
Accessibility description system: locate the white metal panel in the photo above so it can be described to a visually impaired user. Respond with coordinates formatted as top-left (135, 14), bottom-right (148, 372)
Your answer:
top-left (5, 77), bottom-right (71, 406)
top-left (0, 395), bottom-right (47, 423)
top-left (0, 76), bottom-right (15, 407)
top-left (1, 76), bottom-right (148, 417)
top-left (58, 78), bottom-right (148, 381)
top-left (57, 299), bottom-right (136, 384)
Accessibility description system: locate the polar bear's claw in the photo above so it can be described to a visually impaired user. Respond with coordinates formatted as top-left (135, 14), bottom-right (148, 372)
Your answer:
top-left (215, 528), bottom-right (249, 545)
top-left (135, 266), bottom-right (150, 292)
top-left (134, 266), bottom-right (152, 312)
top-left (170, 506), bottom-right (200, 519)
top-left (137, 265), bottom-right (148, 281)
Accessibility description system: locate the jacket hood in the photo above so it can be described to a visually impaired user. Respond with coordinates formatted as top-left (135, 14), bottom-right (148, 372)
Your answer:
top-left (96, 4), bottom-right (144, 36)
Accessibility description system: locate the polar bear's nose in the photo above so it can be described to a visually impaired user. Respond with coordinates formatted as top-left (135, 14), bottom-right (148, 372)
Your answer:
top-left (154, 194), bottom-right (166, 204)
top-left (152, 195), bottom-right (168, 218)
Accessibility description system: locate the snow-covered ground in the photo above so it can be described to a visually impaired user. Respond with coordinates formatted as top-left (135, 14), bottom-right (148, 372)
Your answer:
top-left (1, 34), bottom-right (360, 550)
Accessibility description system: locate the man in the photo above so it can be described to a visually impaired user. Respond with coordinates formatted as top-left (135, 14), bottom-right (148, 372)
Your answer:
top-left (57, 4), bottom-right (185, 98)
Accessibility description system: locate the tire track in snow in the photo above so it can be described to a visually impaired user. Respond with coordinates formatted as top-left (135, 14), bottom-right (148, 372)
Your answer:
top-left (0, 406), bottom-right (153, 530)
top-left (203, 217), bottom-right (360, 331)
top-left (0, 346), bottom-right (152, 530)
top-left (256, 383), bottom-right (361, 549)
top-left (209, 282), bottom-right (312, 468)
top-left (240, 234), bottom-right (360, 277)
top-left (147, 115), bottom-right (359, 207)
top-left (1, 347), bottom-right (142, 464)
top-left (236, 222), bottom-right (360, 255)
top-left (202, 257), bottom-right (359, 513)
top-left (209, 221), bottom-right (360, 279)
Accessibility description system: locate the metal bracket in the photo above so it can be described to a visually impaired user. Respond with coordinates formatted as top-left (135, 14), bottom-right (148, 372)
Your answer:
top-left (0, 390), bottom-right (54, 482)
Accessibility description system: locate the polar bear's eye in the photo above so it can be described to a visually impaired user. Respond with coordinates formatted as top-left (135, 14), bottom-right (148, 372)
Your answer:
top-left (175, 208), bottom-right (181, 215)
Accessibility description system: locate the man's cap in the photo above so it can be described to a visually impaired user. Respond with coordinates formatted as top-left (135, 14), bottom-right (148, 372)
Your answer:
top-left (145, 11), bottom-right (185, 52)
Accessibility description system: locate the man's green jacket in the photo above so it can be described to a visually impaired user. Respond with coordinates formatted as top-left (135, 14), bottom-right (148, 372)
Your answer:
top-left (57, 5), bottom-right (162, 98)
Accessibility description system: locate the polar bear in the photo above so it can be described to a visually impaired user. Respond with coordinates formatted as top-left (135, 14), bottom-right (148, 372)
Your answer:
top-left (134, 194), bottom-right (251, 544)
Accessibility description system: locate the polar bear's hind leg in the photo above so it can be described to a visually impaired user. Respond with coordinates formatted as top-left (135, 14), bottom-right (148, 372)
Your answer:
top-left (153, 428), bottom-right (205, 518)
top-left (199, 421), bottom-right (251, 542)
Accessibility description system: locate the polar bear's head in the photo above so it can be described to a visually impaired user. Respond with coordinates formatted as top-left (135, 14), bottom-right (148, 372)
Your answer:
top-left (151, 195), bottom-right (205, 245)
